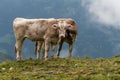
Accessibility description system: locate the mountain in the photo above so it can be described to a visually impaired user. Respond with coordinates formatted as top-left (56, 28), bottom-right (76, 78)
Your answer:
top-left (0, 0), bottom-right (120, 61)
top-left (0, 52), bottom-right (13, 62)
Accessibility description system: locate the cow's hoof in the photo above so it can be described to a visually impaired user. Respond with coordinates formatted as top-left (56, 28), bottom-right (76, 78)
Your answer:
top-left (16, 59), bottom-right (21, 62)
top-left (42, 57), bottom-right (45, 60)
top-left (51, 56), bottom-right (54, 58)
top-left (16, 58), bottom-right (22, 62)
top-left (36, 58), bottom-right (40, 60)
top-left (44, 58), bottom-right (48, 61)
top-left (57, 56), bottom-right (60, 59)
top-left (69, 56), bottom-right (72, 58)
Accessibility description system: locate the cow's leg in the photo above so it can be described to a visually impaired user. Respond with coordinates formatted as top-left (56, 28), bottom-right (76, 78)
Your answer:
top-left (57, 40), bottom-right (63, 58)
top-left (36, 43), bottom-right (40, 59)
top-left (36, 42), bottom-right (43, 59)
top-left (42, 42), bottom-right (45, 59)
top-left (15, 39), bottom-right (24, 61)
top-left (69, 43), bottom-right (73, 58)
top-left (51, 44), bottom-right (55, 58)
top-left (44, 40), bottom-right (50, 60)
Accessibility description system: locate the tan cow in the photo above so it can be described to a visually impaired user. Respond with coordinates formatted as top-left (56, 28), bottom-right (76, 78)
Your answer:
top-left (13, 18), bottom-right (67, 61)
top-left (34, 18), bottom-right (78, 59)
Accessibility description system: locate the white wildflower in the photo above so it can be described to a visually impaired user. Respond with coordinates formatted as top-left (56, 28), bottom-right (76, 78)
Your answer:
top-left (2, 68), bottom-right (6, 71)
top-left (9, 67), bottom-right (14, 71)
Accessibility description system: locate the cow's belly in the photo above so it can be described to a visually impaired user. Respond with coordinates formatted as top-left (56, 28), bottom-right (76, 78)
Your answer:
top-left (25, 32), bottom-right (45, 41)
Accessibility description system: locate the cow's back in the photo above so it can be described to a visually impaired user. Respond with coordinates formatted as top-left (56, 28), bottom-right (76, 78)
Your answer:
top-left (13, 18), bottom-right (58, 41)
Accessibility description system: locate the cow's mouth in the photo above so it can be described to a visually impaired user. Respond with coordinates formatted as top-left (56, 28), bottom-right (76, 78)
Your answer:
top-left (59, 34), bottom-right (65, 39)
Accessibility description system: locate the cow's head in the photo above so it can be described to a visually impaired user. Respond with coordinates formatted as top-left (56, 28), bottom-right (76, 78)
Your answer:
top-left (56, 20), bottom-right (71, 38)
top-left (51, 19), bottom-right (73, 39)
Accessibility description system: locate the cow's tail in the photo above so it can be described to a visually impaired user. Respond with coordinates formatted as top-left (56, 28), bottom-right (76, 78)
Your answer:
top-left (34, 42), bottom-right (38, 55)
top-left (14, 45), bottom-right (17, 54)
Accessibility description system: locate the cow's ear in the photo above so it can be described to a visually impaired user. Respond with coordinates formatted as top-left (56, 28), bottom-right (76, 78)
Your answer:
top-left (52, 24), bottom-right (58, 29)
top-left (70, 20), bottom-right (75, 25)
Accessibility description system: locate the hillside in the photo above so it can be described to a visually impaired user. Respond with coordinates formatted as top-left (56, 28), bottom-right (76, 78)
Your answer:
top-left (0, 57), bottom-right (120, 80)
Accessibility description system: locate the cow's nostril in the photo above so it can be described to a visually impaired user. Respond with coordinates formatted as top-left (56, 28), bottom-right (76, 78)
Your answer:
top-left (61, 36), bottom-right (64, 38)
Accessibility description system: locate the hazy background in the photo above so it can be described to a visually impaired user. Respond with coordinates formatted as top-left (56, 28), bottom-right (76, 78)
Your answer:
top-left (0, 0), bottom-right (120, 61)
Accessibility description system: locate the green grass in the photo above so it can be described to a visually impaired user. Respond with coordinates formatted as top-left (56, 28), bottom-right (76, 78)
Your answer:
top-left (0, 57), bottom-right (120, 80)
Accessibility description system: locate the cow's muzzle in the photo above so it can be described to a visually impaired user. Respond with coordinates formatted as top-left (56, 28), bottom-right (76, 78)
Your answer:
top-left (59, 34), bottom-right (65, 38)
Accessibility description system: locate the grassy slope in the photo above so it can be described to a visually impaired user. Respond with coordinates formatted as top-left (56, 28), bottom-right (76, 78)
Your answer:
top-left (0, 57), bottom-right (120, 80)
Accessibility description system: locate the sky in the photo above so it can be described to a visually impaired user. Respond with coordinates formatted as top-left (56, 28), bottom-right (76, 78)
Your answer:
top-left (81, 0), bottom-right (120, 28)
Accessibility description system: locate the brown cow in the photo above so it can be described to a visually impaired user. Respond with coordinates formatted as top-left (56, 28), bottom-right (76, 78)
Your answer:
top-left (13, 18), bottom-right (68, 61)
top-left (34, 18), bottom-right (78, 59)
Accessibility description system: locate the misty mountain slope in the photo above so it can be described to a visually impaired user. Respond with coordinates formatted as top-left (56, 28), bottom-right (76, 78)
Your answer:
top-left (0, 52), bottom-right (13, 62)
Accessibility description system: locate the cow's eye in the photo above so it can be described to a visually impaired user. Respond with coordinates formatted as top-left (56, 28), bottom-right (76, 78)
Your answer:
top-left (68, 25), bottom-right (71, 28)
top-left (53, 24), bottom-right (57, 27)
top-left (53, 24), bottom-right (58, 29)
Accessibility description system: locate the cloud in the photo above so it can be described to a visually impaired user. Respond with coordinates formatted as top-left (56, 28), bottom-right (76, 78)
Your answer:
top-left (81, 0), bottom-right (120, 28)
